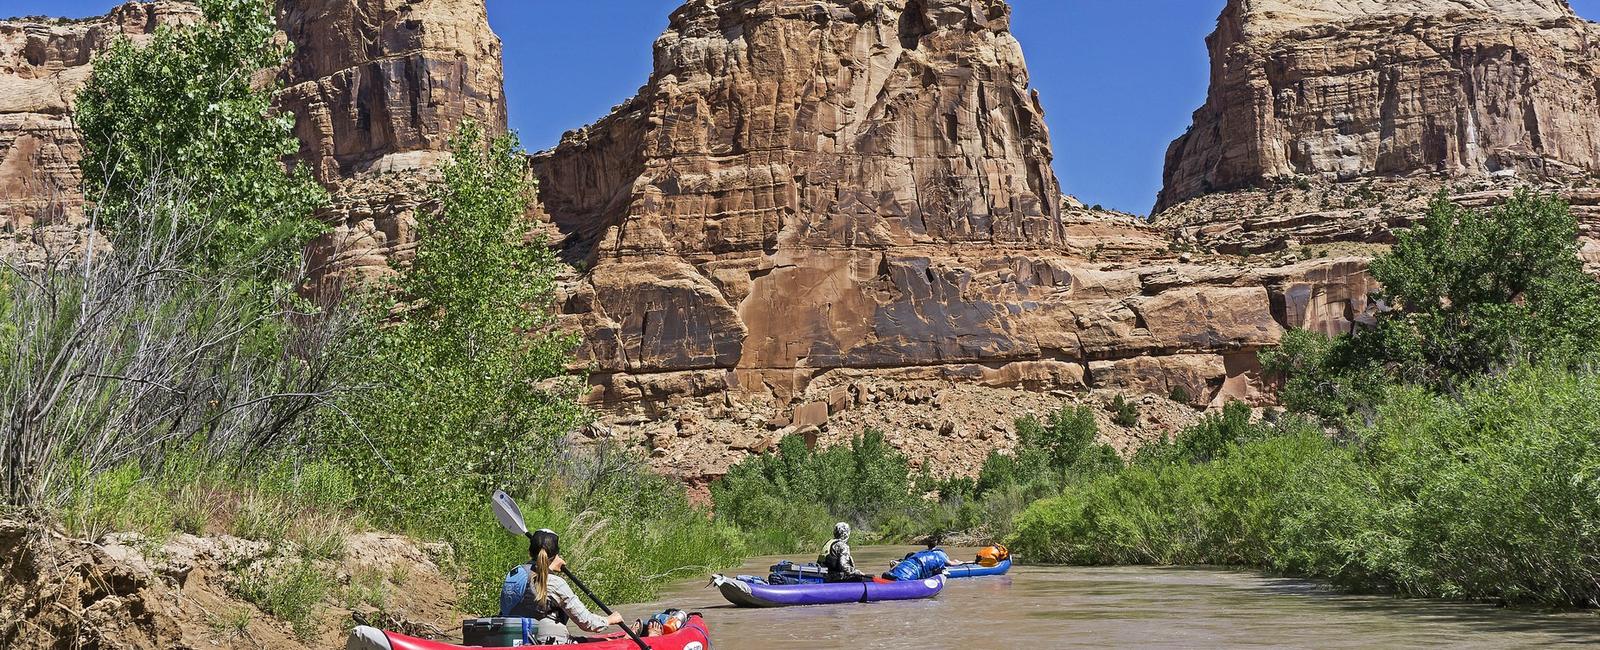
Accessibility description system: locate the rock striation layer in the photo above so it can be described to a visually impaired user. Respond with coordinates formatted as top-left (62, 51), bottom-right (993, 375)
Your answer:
top-left (1157, 0), bottom-right (1600, 214)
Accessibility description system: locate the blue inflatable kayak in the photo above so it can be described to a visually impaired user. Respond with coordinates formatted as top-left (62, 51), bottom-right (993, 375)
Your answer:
top-left (945, 558), bottom-right (1012, 578)
top-left (767, 557), bottom-right (1012, 583)
top-left (712, 574), bottom-right (945, 608)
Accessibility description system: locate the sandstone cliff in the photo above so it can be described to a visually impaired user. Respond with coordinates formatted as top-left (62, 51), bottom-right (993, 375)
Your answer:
top-left (530, 0), bottom-right (1378, 480)
top-left (0, 2), bottom-right (198, 235)
top-left (0, 0), bottom-right (504, 287)
top-left (1157, 0), bottom-right (1600, 214)
top-left (4, 0), bottom-right (1498, 482)
top-left (1154, 0), bottom-right (1600, 265)
top-left (280, 0), bottom-right (506, 292)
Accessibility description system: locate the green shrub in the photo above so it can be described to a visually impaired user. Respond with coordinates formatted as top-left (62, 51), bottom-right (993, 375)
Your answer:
top-left (321, 123), bottom-right (583, 533)
top-left (1266, 192), bottom-right (1600, 420)
top-left (1368, 191), bottom-right (1600, 383)
top-left (75, 0), bottom-right (325, 277)
top-left (712, 429), bottom-right (918, 547)
top-left (1012, 366), bottom-right (1600, 607)
top-left (235, 560), bottom-right (332, 640)
top-left (1111, 395), bottom-right (1139, 427)
top-left (1169, 401), bottom-right (1258, 463)
top-left (1168, 385), bottom-right (1193, 404)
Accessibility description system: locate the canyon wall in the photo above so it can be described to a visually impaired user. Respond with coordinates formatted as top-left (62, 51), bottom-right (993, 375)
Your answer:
top-left (9, 0), bottom-right (1593, 481)
top-left (0, 0), bottom-right (504, 282)
top-left (1155, 0), bottom-right (1600, 257)
top-left (530, 0), bottom-right (1376, 480)
top-left (1159, 0), bottom-right (1599, 211)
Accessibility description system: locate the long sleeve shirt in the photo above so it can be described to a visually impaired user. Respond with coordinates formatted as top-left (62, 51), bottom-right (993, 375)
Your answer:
top-left (535, 574), bottom-right (611, 639)
top-left (820, 539), bottom-right (859, 579)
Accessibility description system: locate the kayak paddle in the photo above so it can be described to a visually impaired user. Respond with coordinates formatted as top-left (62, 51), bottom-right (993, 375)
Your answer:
top-left (490, 490), bottom-right (650, 650)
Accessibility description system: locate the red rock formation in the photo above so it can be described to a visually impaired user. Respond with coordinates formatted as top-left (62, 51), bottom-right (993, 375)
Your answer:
top-left (1157, 0), bottom-right (1600, 213)
top-left (274, 0), bottom-right (505, 185)
top-left (0, 0), bottom-right (505, 286)
top-left (534, 0), bottom-right (1094, 398)
top-left (0, 2), bottom-right (199, 230)
top-left (0, 0), bottom-right (1416, 480)
top-left (532, 0), bottom-right (1387, 479)
top-left (275, 0), bottom-right (506, 292)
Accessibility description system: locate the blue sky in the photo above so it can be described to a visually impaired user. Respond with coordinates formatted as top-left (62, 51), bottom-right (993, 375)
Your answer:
top-left (10, 1), bottom-right (1600, 213)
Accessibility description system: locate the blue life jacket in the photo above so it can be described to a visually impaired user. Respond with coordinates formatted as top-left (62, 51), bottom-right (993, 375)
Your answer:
top-left (885, 549), bottom-right (950, 581)
top-left (499, 564), bottom-right (567, 622)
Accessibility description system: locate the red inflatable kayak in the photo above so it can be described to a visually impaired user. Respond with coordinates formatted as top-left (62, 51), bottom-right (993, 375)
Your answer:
top-left (345, 614), bottom-right (710, 650)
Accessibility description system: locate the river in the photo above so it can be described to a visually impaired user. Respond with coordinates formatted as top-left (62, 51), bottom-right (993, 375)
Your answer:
top-left (622, 546), bottom-right (1600, 648)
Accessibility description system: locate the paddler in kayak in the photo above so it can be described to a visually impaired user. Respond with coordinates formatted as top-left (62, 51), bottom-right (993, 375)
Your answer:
top-left (500, 528), bottom-right (626, 644)
top-left (882, 534), bottom-right (970, 581)
top-left (818, 522), bottom-right (871, 582)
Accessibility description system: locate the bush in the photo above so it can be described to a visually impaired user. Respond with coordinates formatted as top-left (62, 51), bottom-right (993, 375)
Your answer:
top-left (1110, 395), bottom-right (1139, 427)
top-left (1267, 192), bottom-right (1600, 419)
top-left (1369, 192), bottom-right (1600, 382)
top-left (75, 0), bottom-right (325, 277)
top-left (1016, 405), bottom-right (1121, 479)
top-left (711, 429), bottom-right (918, 549)
top-left (1168, 385), bottom-right (1192, 404)
top-left (1011, 366), bottom-right (1600, 607)
top-left (892, 404), bottom-right (1126, 543)
top-left (1168, 401), bottom-right (1259, 463)
top-left (319, 122), bottom-right (583, 531)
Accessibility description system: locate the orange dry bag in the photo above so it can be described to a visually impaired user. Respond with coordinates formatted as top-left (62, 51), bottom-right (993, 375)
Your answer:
top-left (976, 544), bottom-right (1009, 567)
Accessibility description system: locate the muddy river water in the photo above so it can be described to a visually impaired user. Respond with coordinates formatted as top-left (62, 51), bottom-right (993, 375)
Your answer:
top-left (622, 546), bottom-right (1600, 648)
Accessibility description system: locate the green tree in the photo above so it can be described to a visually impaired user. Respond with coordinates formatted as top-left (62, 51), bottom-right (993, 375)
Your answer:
top-left (1370, 190), bottom-right (1600, 382)
top-left (1266, 191), bottom-right (1600, 416)
top-left (1020, 405), bottom-right (1120, 476)
top-left (75, 0), bottom-right (326, 275)
top-left (325, 122), bottom-right (582, 527)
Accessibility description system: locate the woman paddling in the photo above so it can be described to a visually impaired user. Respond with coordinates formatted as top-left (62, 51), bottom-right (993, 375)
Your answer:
top-left (500, 529), bottom-right (626, 644)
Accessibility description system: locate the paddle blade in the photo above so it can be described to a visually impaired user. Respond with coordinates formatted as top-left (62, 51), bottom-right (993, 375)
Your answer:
top-left (490, 490), bottom-right (528, 537)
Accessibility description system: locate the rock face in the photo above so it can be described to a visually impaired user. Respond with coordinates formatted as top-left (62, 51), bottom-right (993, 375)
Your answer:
top-left (0, 2), bottom-right (199, 231)
top-left (533, 0), bottom-right (1381, 480)
top-left (1157, 0), bottom-right (1600, 214)
top-left (275, 0), bottom-right (505, 187)
top-left (538, 0), bottom-right (1071, 392)
top-left (0, 0), bottom-right (504, 287)
top-left (279, 0), bottom-right (506, 292)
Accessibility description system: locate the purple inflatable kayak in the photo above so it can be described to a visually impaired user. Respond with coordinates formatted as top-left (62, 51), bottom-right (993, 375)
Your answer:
top-left (711, 574), bottom-right (945, 608)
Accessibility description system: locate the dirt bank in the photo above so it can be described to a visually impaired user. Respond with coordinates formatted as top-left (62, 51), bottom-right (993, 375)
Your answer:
top-left (0, 518), bottom-right (466, 649)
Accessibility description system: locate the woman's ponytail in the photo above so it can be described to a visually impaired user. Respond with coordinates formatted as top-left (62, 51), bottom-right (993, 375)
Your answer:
top-left (534, 548), bottom-right (551, 603)
top-left (530, 528), bottom-right (560, 605)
